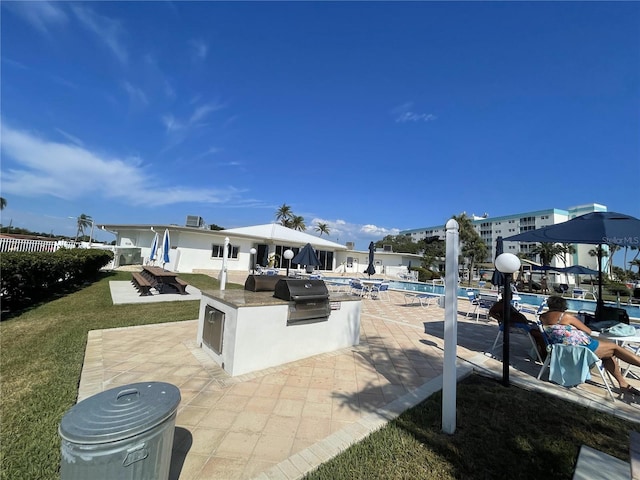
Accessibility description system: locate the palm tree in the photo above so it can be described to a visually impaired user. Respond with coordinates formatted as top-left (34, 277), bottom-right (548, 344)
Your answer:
top-left (315, 222), bottom-right (330, 236)
top-left (290, 215), bottom-right (306, 231)
top-left (75, 213), bottom-right (93, 242)
top-left (530, 243), bottom-right (566, 266)
top-left (452, 213), bottom-right (487, 285)
top-left (0, 197), bottom-right (6, 210)
top-left (275, 204), bottom-right (293, 227)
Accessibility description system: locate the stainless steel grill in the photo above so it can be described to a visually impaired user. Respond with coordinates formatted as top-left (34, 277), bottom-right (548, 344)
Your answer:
top-left (273, 279), bottom-right (330, 325)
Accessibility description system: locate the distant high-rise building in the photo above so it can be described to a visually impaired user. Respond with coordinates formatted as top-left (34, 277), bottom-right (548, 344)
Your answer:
top-left (400, 203), bottom-right (608, 276)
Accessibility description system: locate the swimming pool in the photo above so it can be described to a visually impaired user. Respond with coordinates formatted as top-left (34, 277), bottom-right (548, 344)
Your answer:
top-left (324, 277), bottom-right (640, 320)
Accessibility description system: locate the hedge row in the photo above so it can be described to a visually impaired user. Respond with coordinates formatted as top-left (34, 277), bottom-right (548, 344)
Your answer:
top-left (0, 249), bottom-right (114, 313)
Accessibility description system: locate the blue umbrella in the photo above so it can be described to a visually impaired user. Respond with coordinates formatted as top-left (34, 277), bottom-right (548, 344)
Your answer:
top-left (162, 228), bottom-right (171, 269)
top-left (364, 242), bottom-right (376, 277)
top-left (149, 232), bottom-right (159, 265)
top-left (505, 211), bottom-right (640, 306)
top-left (491, 236), bottom-right (505, 287)
top-left (291, 243), bottom-right (321, 268)
top-left (532, 265), bottom-right (599, 276)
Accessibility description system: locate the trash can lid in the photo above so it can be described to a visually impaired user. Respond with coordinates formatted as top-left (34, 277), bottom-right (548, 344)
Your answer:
top-left (59, 382), bottom-right (181, 444)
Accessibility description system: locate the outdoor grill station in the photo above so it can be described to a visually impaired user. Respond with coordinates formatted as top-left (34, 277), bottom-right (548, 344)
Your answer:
top-left (196, 275), bottom-right (362, 376)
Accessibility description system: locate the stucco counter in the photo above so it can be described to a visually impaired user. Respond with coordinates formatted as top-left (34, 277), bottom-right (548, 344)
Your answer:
top-left (197, 289), bottom-right (361, 376)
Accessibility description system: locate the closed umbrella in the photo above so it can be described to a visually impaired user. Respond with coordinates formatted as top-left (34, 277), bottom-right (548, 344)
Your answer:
top-left (149, 232), bottom-right (159, 265)
top-left (490, 236), bottom-right (505, 288)
top-left (364, 242), bottom-right (376, 277)
top-left (292, 243), bottom-right (321, 273)
top-left (505, 211), bottom-right (640, 309)
top-left (162, 229), bottom-right (171, 269)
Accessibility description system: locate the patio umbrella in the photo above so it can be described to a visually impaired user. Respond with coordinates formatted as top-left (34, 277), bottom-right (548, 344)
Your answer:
top-left (291, 243), bottom-right (321, 271)
top-left (490, 236), bottom-right (505, 287)
top-left (364, 242), bottom-right (376, 277)
top-left (149, 232), bottom-right (159, 265)
top-left (505, 211), bottom-right (640, 307)
top-left (532, 265), bottom-right (600, 276)
top-left (162, 228), bottom-right (171, 269)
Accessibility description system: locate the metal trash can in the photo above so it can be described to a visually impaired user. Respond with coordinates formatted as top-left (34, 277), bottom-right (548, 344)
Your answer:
top-left (59, 382), bottom-right (181, 480)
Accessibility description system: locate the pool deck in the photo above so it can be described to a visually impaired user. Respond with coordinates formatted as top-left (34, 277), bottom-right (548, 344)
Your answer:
top-left (79, 275), bottom-right (640, 480)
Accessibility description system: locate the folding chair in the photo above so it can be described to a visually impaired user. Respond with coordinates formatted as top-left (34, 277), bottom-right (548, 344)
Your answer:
top-left (537, 344), bottom-right (616, 401)
top-left (534, 316), bottom-right (616, 402)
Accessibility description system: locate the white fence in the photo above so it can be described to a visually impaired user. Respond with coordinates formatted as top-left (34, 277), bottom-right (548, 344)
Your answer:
top-left (0, 238), bottom-right (145, 271)
top-left (0, 238), bottom-right (79, 253)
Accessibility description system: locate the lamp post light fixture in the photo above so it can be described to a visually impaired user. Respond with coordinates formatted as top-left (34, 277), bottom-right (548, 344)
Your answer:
top-left (283, 249), bottom-right (294, 277)
top-left (495, 252), bottom-right (521, 387)
top-left (249, 248), bottom-right (257, 274)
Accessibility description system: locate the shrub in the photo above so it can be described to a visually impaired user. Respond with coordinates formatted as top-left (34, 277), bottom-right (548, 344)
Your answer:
top-left (0, 249), bottom-right (113, 313)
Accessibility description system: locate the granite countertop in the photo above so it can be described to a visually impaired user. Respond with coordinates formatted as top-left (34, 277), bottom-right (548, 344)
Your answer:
top-left (201, 289), bottom-right (358, 308)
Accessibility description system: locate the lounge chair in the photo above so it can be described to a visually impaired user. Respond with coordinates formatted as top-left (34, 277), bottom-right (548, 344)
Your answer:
top-left (465, 291), bottom-right (481, 320)
top-left (404, 292), bottom-right (441, 307)
top-left (371, 282), bottom-right (390, 301)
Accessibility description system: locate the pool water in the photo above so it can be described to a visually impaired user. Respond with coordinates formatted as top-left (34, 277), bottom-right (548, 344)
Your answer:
top-left (324, 277), bottom-right (640, 320)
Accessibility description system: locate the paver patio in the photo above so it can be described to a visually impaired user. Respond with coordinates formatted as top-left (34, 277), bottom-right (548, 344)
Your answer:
top-left (79, 283), bottom-right (640, 480)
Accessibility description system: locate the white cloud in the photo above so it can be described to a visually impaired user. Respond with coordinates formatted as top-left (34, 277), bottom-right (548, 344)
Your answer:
top-left (54, 128), bottom-right (84, 146)
top-left (360, 224), bottom-right (400, 236)
top-left (70, 5), bottom-right (128, 64)
top-left (308, 218), bottom-right (399, 249)
top-left (0, 123), bottom-right (244, 207)
top-left (190, 39), bottom-right (209, 61)
top-left (392, 102), bottom-right (437, 123)
top-left (190, 102), bottom-right (224, 125)
top-left (122, 81), bottom-right (149, 105)
top-left (161, 114), bottom-right (184, 133)
top-left (4, 1), bottom-right (68, 34)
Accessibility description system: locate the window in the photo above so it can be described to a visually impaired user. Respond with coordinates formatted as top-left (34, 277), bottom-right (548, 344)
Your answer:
top-left (212, 243), bottom-right (239, 259)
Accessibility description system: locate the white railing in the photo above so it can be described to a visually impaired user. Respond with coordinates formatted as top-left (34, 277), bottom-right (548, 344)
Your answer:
top-left (0, 238), bottom-right (82, 253)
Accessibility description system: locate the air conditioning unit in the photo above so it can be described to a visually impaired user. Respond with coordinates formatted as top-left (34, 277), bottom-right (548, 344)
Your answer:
top-left (345, 242), bottom-right (355, 250)
top-left (185, 215), bottom-right (203, 228)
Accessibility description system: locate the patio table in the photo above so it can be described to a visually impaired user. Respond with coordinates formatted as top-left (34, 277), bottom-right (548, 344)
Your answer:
top-left (360, 279), bottom-right (383, 298)
top-left (592, 329), bottom-right (640, 379)
top-left (142, 266), bottom-right (187, 294)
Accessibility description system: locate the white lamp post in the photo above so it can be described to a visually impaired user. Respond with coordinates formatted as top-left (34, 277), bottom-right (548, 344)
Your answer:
top-left (283, 249), bottom-right (294, 277)
top-left (495, 252), bottom-right (521, 386)
top-left (249, 248), bottom-right (257, 274)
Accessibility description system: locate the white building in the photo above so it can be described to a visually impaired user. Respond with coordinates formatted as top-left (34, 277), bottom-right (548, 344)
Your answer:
top-left (99, 222), bottom-right (421, 276)
top-left (400, 203), bottom-right (609, 281)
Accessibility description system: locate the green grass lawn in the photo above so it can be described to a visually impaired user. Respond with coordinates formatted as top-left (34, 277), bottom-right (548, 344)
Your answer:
top-left (1, 272), bottom-right (637, 480)
top-left (0, 270), bottom-right (235, 480)
top-left (304, 374), bottom-right (639, 480)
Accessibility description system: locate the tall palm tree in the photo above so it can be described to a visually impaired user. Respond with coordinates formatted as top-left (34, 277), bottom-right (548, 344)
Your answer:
top-left (290, 215), bottom-right (306, 231)
top-left (0, 197), bottom-right (6, 210)
top-left (451, 213), bottom-right (487, 284)
top-left (275, 204), bottom-right (293, 227)
top-left (630, 258), bottom-right (640, 275)
top-left (530, 243), bottom-right (566, 266)
top-left (75, 213), bottom-right (93, 242)
top-left (315, 222), bottom-right (330, 236)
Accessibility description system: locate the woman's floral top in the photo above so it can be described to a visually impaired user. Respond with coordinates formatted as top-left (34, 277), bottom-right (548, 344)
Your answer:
top-left (543, 324), bottom-right (591, 347)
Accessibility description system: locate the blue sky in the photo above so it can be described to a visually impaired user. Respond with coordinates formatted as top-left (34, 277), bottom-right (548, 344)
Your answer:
top-left (1, 1), bottom-right (639, 249)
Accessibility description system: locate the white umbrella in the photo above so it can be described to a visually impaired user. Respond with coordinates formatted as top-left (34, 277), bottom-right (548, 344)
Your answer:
top-left (162, 229), bottom-right (171, 269)
top-left (149, 232), bottom-right (159, 265)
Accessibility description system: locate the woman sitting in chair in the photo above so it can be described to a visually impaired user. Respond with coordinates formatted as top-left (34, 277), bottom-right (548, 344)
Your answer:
top-left (540, 295), bottom-right (640, 395)
top-left (489, 300), bottom-right (547, 361)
